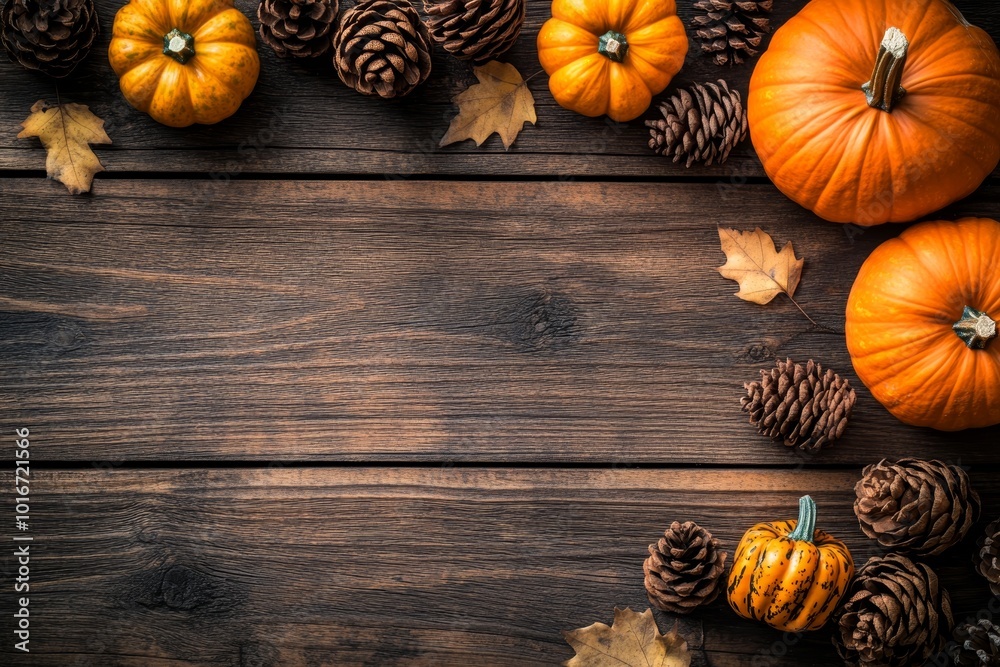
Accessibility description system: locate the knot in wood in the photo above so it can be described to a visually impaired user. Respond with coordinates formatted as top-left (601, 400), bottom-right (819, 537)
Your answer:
top-left (158, 565), bottom-right (214, 611)
top-left (50, 321), bottom-right (85, 350)
top-left (126, 561), bottom-right (245, 624)
top-left (743, 344), bottom-right (774, 363)
top-left (504, 290), bottom-right (577, 351)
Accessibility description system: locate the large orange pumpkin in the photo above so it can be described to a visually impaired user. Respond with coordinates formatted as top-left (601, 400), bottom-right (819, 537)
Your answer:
top-left (748, 0), bottom-right (1000, 225)
top-left (109, 0), bottom-right (260, 128)
top-left (846, 218), bottom-right (1000, 430)
top-left (536, 0), bottom-right (687, 122)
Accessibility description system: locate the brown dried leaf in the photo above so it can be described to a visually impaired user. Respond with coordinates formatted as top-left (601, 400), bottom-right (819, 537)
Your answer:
top-left (18, 100), bottom-right (111, 195)
top-left (563, 607), bottom-right (692, 667)
top-left (440, 61), bottom-right (536, 151)
top-left (717, 227), bottom-right (804, 304)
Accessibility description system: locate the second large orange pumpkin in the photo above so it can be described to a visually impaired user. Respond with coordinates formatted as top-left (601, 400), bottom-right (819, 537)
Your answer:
top-left (109, 0), bottom-right (260, 128)
top-left (846, 218), bottom-right (1000, 431)
top-left (748, 0), bottom-right (1000, 225)
top-left (537, 0), bottom-right (687, 122)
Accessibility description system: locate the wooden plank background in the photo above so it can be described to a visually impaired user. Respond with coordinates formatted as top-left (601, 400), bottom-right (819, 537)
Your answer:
top-left (4, 179), bottom-right (999, 463)
top-left (0, 468), bottom-right (997, 666)
top-left (0, 1), bottom-right (996, 177)
top-left (2, 0), bottom-right (999, 665)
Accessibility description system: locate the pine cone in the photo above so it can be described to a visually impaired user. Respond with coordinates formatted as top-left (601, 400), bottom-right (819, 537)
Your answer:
top-left (258, 0), bottom-right (338, 58)
top-left (333, 0), bottom-right (432, 98)
top-left (691, 0), bottom-right (772, 66)
top-left (976, 518), bottom-right (1000, 597)
top-left (1, 0), bottom-right (99, 78)
top-left (643, 521), bottom-right (727, 614)
top-left (949, 620), bottom-right (1000, 666)
top-left (424, 0), bottom-right (524, 64)
top-left (833, 554), bottom-right (953, 667)
top-left (646, 80), bottom-right (748, 168)
top-left (855, 458), bottom-right (980, 557)
top-left (739, 358), bottom-right (856, 453)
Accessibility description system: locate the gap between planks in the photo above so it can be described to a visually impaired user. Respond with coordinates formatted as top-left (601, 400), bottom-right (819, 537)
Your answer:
top-left (28, 467), bottom-right (864, 495)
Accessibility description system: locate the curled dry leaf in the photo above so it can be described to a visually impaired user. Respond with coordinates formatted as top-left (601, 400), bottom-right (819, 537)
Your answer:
top-left (717, 227), bottom-right (803, 304)
top-left (18, 100), bottom-right (111, 195)
top-left (440, 61), bottom-right (536, 150)
top-left (563, 607), bottom-right (691, 667)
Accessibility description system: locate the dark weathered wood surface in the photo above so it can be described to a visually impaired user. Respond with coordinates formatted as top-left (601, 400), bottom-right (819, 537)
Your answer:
top-left (4, 178), bottom-right (999, 463)
top-left (3, 0), bottom-right (1000, 664)
top-left (0, 0), bottom-right (996, 176)
top-left (0, 467), bottom-right (997, 667)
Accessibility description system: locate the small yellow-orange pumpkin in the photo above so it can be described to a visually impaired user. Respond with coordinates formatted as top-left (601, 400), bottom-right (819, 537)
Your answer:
top-left (727, 496), bottom-right (854, 632)
top-left (537, 0), bottom-right (687, 122)
top-left (109, 0), bottom-right (260, 128)
top-left (846, 218), bottom-right (1000, 431)
top-left (748, 0), bottom-right (1000, 225)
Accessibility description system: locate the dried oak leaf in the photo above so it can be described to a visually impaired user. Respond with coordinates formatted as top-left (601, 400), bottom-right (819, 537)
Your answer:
top-left (440, 61), bottom-right (536, 150)
top-left (717, 227), bottom-right (803, 304)
top-left (18, 100), bottom-right (111, 195)
top-left (563, 607), bottom-right (691, 667)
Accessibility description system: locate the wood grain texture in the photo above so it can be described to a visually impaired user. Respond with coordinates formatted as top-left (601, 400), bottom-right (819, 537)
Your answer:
top-left (0, 467), bottom-right (996, 667)
top-left (0, 1), bottom-right (996, 177)
top-left (3, 3), bottom-right (998, 664)
top-left (2, 178), bottom-right (999, 463)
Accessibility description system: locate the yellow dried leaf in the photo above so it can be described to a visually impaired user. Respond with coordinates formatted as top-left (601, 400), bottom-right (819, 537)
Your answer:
top-left (563, 607), bottom-right (692, 667)
top-left (18, 100), bottom-right (112, 195)
top-left (440, 61), bottom-right (536, 150)
top-left (717, 227), bottom-right (804, 305)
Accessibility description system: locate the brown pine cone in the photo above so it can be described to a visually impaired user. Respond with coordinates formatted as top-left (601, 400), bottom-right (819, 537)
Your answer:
top-left (855, 458), bottom-right (980, 557)
top-left (976, 518), bottom-right (1000, 596)
top-left (643, 520), bottom-right (727, 614)
top-left (949, 620), bottom-right (1000, 666)
top-left (424, 0), bottom-right (524, 64)
top-left (1, 0), bottom-right (99, 77)
top-left (691, 0), bottom-right (772, 66)
top-left (646, 80), bottom-right (748, 168)
top-left (333, 0), bottom-right (432, 98)
top-left (833, 554), bottom-right (953, 667)
top-left (258, 0), bottom-right (338, 58)
top-left (740, 358), bottom-right (856, 453)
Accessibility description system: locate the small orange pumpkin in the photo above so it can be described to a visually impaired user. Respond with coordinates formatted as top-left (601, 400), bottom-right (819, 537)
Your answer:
top-left (748, 0), bottom-right (1000, 225)
top-left (109, 0), bottom-right (260, 128)
top-left (846, 218), bottom-right (1000, 431)
top-left (536, 0), bottom-right (687, 122)
top-left (727, 495), bottom-right (854, 632)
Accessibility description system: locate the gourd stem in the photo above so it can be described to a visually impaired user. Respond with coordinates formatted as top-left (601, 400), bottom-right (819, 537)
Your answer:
top-left (862, 27), bottom-right (909, 112)
top-left (786, 495), bottom-right (817, 543)
top-left (163, 28), bottom-right (196, 65)
top-left (954, 306), bottom-right (997, 350)
top-left (598, 30), bottom-right (628, 63)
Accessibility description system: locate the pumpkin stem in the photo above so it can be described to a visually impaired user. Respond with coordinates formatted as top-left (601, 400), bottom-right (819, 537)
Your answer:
top-left (954, 306), bottom-right (997, 350)
top-left (786, 495), bottom-right (817, 543)
top-left (863, 27), bottom-right (908, 112)
top-left (163, 28), bottom-right (196, 65)
top-left (598, 30), bottom-right (628, 63)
